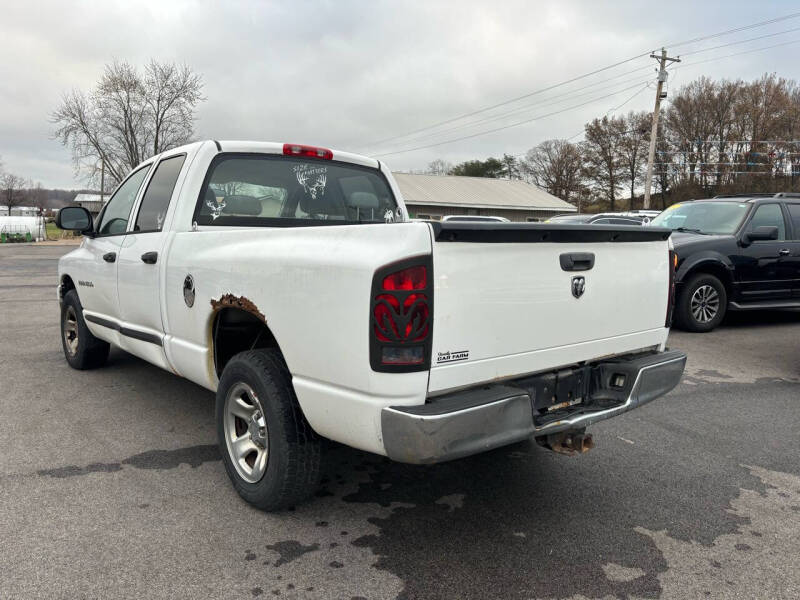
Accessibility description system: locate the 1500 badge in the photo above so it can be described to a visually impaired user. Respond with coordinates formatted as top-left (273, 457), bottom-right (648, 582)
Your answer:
top-left (437, 350), bottom-right (469, 364)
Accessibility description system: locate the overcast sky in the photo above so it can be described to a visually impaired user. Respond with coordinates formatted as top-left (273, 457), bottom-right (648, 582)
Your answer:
top-left (1, 0), bottom-right (799, 189)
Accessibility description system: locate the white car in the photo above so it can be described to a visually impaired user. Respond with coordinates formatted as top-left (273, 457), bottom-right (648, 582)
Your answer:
top-left (56, 140), bottom-right (686, 511)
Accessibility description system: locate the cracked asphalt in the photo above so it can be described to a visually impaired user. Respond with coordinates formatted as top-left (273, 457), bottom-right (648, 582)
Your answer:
top-left (1, 243), bottom-right (799, 600)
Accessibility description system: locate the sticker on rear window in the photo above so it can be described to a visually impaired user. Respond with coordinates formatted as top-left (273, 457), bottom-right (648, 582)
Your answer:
top-left (294, 164), bottom-right (328, 200)
top-left (436, 350), bottom-right (469, 364)
top-left (205, 193), bottom-right (226, 220)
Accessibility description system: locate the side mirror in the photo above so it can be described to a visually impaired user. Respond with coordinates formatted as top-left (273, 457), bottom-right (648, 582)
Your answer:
top-left (56, 206), bottom-right (93, 235)
top-left (743, 225), bottom-right (778, 244)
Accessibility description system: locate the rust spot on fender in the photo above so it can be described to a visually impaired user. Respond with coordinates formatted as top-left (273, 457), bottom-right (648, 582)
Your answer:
top-left (210, 294), bottom-right (266, 323)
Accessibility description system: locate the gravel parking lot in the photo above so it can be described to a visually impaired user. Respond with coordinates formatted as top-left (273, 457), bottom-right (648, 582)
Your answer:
top-left (2, 244), bottom-right (799, 600)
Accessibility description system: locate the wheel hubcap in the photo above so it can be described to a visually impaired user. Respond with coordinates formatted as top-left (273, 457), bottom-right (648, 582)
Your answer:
top-left (690, 284), bottom-right (720, 323)
top-left (63, 306), bottom-right (79, 356)
top-left (223, 382), bottom-right (269, 483)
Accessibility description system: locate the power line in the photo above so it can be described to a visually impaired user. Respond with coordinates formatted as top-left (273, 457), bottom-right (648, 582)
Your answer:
top-left (379, 74), bottom-right (653, 149)
top-left (666, 11), bottom-right (800, 49)
top-left (363, 12), bottom-right (800, 152)
top-left (680, 25), bottom-right (800, 56)
top-left (372, 82), bottom-right (650, 157)
top-left (674, 38), bottom-right (800, 71)
top-left (361, 53), bottom-right (652, 150)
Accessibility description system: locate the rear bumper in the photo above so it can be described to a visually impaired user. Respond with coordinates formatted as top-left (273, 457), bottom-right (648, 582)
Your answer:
top-left (381, 349), bottom-right (686, 464)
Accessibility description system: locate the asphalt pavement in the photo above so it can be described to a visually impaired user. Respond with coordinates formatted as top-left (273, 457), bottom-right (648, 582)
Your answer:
top-left (1, 243), bottom-right (799, 600)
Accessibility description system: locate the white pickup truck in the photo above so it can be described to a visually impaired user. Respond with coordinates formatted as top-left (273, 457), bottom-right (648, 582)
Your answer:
top-left (56, 140), bottom-right (686, 510)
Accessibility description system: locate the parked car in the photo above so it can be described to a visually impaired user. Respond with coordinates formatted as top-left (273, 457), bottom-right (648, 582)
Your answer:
top-left (55, 140), bottom-right (685, 511)
top-left (650, 193), bottom-right (800, 332)
top-left (546, 213), bottom-right (649, 226)
top-left (440, 215), bottom-right (510, 223)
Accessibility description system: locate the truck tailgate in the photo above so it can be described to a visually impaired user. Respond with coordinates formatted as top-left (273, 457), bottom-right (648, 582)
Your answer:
top-left (428, 223), bottom-right (672, 394)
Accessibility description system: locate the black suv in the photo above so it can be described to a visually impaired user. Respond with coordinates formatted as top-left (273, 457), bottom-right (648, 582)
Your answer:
top-left (650, 193), bottom-right (800, 332)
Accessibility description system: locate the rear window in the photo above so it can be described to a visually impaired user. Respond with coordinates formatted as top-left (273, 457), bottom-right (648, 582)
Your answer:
top-left (195, 155), bottom-right (399, 226)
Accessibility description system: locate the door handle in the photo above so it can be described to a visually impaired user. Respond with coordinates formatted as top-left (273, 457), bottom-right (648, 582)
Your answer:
top-left (779, 248), bottom-right (790, 256)
top-left (560, 252), bottom-right (595, 271)
top-left (141, 251), bottom-right (158, 264)
top-left (102, 252), bottom-right (116, 263)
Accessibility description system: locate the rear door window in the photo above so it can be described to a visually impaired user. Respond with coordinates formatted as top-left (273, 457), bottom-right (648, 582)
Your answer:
top-left (195, 155), bottom-right (398, 226)
top-left (134, 154), bottom-right (186, 232)
top-left (787, 204), bottom-right (800, 239)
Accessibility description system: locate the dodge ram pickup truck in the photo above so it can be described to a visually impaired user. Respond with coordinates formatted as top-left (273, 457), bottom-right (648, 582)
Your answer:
top-left (56, 140), bottom-right (686, 511)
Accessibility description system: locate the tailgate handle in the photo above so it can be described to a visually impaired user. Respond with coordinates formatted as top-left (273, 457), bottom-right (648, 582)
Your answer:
top-left (560, 252), bottom-right (595, 271)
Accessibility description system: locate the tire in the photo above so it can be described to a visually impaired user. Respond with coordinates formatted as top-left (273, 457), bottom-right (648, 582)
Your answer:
top-left (60, 289), bottom-right (110, 369)
top-left (216, 349), bottom-right (321, 511)
top-left (675, 273), bottom-right (727, 332)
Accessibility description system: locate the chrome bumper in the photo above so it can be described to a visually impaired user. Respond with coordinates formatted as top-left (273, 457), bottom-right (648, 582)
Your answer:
top-left (381, 350), bottom-right (686, 464)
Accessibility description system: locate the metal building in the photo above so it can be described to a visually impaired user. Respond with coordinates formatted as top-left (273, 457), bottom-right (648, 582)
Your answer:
top-left (392, 173), bottom-right (577, 222)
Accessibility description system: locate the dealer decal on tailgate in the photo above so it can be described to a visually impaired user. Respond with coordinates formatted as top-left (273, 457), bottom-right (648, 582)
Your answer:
top-left (437, 350), bottom-right (469, 364)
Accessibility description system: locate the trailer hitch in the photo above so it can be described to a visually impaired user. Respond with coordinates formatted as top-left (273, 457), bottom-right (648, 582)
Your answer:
top-left (535, 429), bottom-right (594, 456)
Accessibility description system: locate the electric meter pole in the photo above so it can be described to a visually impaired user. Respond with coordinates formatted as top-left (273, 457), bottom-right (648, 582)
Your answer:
top-left (643, 48), bottom-right (680, 209)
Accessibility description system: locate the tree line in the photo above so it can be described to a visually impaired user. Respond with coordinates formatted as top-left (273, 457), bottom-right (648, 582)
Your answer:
top-left (0, 158), bottom-right (47, 215)
top-left (425, 73), bottom-right (800, 212)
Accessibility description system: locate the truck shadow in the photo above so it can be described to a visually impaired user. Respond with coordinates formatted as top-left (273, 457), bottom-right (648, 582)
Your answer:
top-left (323, 433), bottom-right (751, 600)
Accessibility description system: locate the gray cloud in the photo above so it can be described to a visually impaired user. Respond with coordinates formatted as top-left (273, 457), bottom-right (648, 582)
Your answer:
top-left (0, 0), bottom-right (796, 188)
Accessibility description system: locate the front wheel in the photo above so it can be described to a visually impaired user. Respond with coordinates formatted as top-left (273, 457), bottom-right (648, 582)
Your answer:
top-left (60, 289), bottom-right (110, 369)
top-left (675, 273), bottom-right (727, 332)
top-left (216, 349), bottom-right (322, 511)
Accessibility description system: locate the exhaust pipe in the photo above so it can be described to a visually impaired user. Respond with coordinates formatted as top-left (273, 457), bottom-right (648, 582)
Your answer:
top-left (536, 429), bottom-right (594, 456)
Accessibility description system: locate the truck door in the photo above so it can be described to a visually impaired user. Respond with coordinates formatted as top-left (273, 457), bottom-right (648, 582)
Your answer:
top-left (78, 165), bottom-right (152, 332)
top-left (116, 154), bottom-right (187, 369)
top-left (736, 203), bottom-right (793, 302)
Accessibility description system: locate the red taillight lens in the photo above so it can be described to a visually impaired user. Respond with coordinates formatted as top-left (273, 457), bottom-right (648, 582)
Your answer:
top-left (382, 265), bottom-right (427, 291)
top-left (370, 260), bottom-right (432, 372)
top-left (283, 143), bottom-right (333, 160)
top-left (666, 250), bottom-right (677, 326)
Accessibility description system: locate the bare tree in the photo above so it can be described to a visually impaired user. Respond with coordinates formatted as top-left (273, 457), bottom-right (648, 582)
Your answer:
top-left (521, 139), bottom-right (583, 204)
top-left (1, 173), bottom-right (27, 215)
top-left (52, 60), bottom-right (204, 187)
top-left (618, 111), bottom-right (649, 209)
top-left (425, 158), bottom-right (452, 175)
top-left (27, 181), bottom-right (48, 214)
top-left (582, 116), bottom-right (627, 211)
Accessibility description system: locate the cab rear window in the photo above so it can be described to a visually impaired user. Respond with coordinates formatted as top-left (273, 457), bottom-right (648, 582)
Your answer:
top-left (194, 155), bottom-right (399, 226)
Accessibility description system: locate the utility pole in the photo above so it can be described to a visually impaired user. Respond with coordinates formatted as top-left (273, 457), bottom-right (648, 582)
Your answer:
top-left (643, 48), bottom-right (680, 209)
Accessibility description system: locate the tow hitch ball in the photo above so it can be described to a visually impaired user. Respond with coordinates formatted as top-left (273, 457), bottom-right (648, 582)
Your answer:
top-left (535, 429), bottom-right (594, 456)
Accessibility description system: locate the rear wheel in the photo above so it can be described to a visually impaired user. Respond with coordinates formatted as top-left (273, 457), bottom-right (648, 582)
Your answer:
top-left (60, 289), bottom-right (110, 369)
top-left (675, 273), bottom-right (727, 332)
top-left (216, 349), bottom-right (321, 511)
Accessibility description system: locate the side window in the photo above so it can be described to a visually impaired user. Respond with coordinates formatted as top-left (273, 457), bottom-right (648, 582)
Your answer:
top-left (592, 218), bottom-right (611, 224)
top-left (787, 204), bottom-right (800, 240)
top-left (96, 166), bottom-right (151, 235)
top-left (745, 204), bottom-right (786, 241)
top-left (134, 155), bottom-right (186, 232)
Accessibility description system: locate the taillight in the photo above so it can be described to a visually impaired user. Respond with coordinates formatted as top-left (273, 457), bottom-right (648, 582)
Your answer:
top-left (283, 143), bottom-right (333, 160)
top-left (666, 249), bottom-right (677, 327)
top-left (370, 257), bottom-right (433, 372)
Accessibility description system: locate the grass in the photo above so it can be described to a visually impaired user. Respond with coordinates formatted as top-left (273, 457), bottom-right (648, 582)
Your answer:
top-left (45, 222), bottom-right (76, 240)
